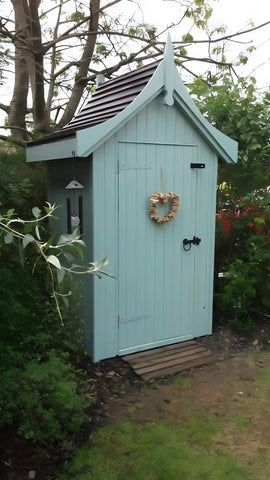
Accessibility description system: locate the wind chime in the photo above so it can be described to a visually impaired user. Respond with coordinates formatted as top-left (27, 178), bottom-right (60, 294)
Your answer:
top-left (65, 151), bottom-right (84, 234)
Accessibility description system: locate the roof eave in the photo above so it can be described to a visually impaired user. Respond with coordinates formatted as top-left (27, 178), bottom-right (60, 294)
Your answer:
top-left (26, 134), bottom-right (76, 163)
top-left (173, 90), bottom-right (238, 164)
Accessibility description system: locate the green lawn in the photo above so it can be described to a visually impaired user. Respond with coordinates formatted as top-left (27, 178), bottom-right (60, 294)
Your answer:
top-left (58, 356), bottom-right (270, 480)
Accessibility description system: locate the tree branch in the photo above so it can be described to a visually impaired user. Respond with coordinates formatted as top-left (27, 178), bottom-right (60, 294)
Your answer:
top-left (99, 0), bottom-right (123, 12)
top-left (0, 103), bottom-right (10, 114)
top-left (58, 0), bottom-right (101, 128)
top-left (46, 2), bottom-right (62, 112)
top-left (0, 134), bottom-right (26, 147)
top-left (175, 20), bottom-right (270, 45)
top-left (0, 125), bottom-right (34, 137)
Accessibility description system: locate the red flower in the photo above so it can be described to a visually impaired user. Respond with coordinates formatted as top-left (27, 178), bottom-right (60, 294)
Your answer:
top-left (222, 219), bottom-right (233, 233)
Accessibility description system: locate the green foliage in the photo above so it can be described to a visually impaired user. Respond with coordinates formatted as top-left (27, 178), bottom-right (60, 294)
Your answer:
top-left (0, 203), bottom-right (110, 324)
top-left (0, 149), bottom-right (99, 449)
top-left (216, 260), bottom-right (256, 330)
top-left (0, 146), bottom-right (47, 214)
top-left (189, 75), bottom-right (270, 330)
top-left (215, 189), bottom-right (270, 328)
top-left (0, 352), bottom-right (91, 445)
top-left (0, 230), bottom-right (92, 446)
top-left (186, 0), bottom-right (213, 30)
top-left (189, 75), bottom-right (270, 195)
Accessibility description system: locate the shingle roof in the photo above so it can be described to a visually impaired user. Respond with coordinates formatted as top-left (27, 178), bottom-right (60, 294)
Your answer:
top-left (63, 61), bottom-right (160, 132)
top-left (29, 61), bottom-right (159, 146)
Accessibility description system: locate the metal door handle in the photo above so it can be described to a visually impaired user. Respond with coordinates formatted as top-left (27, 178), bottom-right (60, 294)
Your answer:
top-left (183, 236), bottom-right (201, 251)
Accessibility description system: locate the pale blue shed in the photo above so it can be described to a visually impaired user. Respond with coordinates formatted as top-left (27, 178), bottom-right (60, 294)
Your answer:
top-left (27, 37), bottom-right (238, 362)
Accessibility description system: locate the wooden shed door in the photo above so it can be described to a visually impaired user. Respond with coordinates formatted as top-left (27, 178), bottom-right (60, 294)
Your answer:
top-left (118, 142), bottom-right (205, 355)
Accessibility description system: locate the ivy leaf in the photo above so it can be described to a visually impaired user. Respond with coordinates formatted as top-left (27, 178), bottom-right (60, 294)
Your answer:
top-left (47, 254), bottom-right (61, 270)
top-left (22, 234), bottom-right (35, 249)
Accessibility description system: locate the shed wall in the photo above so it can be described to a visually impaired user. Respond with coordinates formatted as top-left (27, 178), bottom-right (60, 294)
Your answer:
top-left (47, 158), bottom-right (94, 352)
top-left (91, 93), bottom-right (218, 362)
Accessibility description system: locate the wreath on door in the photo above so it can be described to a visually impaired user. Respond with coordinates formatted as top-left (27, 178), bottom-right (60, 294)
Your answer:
top-left (150, 192), bottom-right (180, 224)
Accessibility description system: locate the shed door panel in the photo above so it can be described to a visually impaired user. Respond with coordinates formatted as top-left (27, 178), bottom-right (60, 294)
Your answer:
top-left (118, 142), bottom-right (201, 355)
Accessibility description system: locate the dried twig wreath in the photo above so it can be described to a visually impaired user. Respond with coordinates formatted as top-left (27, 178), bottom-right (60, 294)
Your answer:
top-left (150, 192), bottom-right (180, 224)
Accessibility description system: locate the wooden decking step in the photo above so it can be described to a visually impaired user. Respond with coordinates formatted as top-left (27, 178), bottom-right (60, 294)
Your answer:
top-left (122, 340), bottom-right (215, 380)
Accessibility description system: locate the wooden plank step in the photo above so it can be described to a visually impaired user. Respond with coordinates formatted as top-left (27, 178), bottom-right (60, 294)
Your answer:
top-left (122, 340), bottom-right (198, 362)
top-left (122, 342), bottom-right (198, 363)
top-left (122, 340), bottom-right (215, 380)
top-left (127, 346), bottom-right (207, 369)
top-left (136, 350), bottom-right (212, 376)
top-left (141, 354), bottom-right (214, 381)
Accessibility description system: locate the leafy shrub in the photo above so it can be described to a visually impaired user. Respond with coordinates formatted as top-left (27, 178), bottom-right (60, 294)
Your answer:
top-left (0, 242), bottom-right (92, 447)
top-left (215, 189), bottom-right (270, 329)
top-left (0, 351), bottom-right (91, 445)
top-left (215, 260), bottom-right (256, 331)
top-left (189, 75), bottom-right (270, 330)
top-left (0, 146), bottom-right (46, 215)
top-left (0, 147), bottom-right (92, 449)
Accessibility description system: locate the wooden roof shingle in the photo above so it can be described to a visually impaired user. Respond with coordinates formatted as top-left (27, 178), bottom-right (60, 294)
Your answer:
top-left (29, 61), bottom-right (159, 146)
top-left (62, 61), bottom-right (159, 133)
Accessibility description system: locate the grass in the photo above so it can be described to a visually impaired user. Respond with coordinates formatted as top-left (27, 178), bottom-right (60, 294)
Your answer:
top-left (58, 352), bottom-right (270, 480)
top-left (256, 367), bottom-right (270, 393)
top-left (58, 417), bottom-right (250, 480)
top-left (234, 415), bottom-right (250, 430)
top-left (171, 374), bottom-right (193, 387)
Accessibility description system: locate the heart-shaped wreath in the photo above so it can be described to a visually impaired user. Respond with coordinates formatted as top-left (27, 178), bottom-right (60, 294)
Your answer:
top-left (150, 192), bottom-right (180, 224)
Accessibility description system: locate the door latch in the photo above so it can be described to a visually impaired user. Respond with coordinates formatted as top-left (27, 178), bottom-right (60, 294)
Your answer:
top-left (183, 236), bottom-right (201, 251)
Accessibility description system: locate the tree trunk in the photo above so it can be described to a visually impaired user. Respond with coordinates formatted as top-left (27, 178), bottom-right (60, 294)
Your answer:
top-left (28, 0), bottom-right (49, 134)
top-left (8, 54), bottom-right (29, 141)
top-left (57, 0), bottom-right (101, 128)
top-left (10, 0), bottom-right (49, 137)
top-left (8, 1), bottom-right (29, 140)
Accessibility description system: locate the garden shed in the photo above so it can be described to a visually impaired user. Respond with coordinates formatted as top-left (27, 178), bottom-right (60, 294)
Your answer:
top-left (26, 36), bottom-right (238, 362)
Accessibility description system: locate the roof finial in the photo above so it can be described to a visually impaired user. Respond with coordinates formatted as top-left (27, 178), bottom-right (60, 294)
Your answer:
top-left (164, 32), bottom-right (174, 60)
top-left (163, 32), bottom-right (175, 106)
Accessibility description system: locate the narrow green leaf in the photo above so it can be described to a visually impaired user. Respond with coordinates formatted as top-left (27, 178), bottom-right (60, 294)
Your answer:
top-left (35, 224), bottom-right (41, 240)
top-left (47, 254), bottom-right (61, 270)
top-left (22, 234), bottom-right (35, 249)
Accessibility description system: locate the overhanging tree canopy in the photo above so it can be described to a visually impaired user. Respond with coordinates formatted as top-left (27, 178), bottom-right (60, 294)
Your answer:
top-left (0, 0), bottom-right (269, 144)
